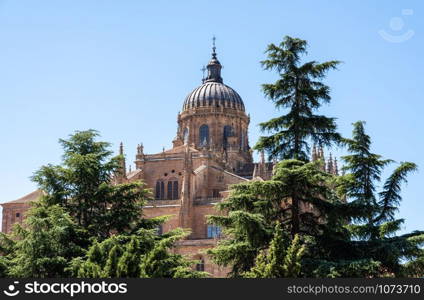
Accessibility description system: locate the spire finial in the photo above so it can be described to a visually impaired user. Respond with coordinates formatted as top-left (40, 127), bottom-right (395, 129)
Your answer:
top-left (119, 142), bottom-right (124, 155)
top-left (212, 35), bottom-right (216, 58)
top-left (204, 36), bottom-right (223, 83)
top-left (137, 143), bottom-right (144, 155)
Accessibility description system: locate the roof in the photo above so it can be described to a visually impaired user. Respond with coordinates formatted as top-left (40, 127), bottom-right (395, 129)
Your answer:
top-left (182, 44), bottom-right (245, 112)
top-left (182, 82), bottom-right (245, 112)
top-left (2, 189), bottom-right (44, 205)
top-left (127, 169), bottom-right (143, 180)
top-left (163, 145), bottom-right (198, 154)
top-left (193, 164), bottom-right (249, 182)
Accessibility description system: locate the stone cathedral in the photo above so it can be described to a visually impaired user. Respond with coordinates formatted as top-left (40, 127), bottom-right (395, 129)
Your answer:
top-left (1, 43), bottom-right (338, 277)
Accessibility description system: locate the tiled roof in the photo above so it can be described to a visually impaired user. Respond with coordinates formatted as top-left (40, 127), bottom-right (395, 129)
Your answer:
top-left (2, 189), bottom-right (44, 205)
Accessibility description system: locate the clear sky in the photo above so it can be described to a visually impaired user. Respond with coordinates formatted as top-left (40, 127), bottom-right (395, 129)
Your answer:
top-left (0, 0), bottom-right (422, 233)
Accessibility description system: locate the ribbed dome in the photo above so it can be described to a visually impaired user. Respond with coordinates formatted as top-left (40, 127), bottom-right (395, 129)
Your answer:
top-left (183, 82), bottom-right (245, 111)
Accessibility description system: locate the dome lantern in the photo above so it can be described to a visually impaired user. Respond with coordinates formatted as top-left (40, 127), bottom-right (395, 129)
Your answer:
top-left (182, 37), bottom-right (245, 112)
top-left (204, 36), bottom-right (223, 84)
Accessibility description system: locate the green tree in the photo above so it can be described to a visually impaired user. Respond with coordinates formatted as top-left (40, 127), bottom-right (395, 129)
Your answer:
top-left (4, 203), bottom-right (87, 277)
top-left (243, 223), bottom-right (305, 278)
top-left (0, 130), bottom-right (202, 278)
top-left (208, 132), bottom-right (423, 277)
top-left (402, 253), bottom-right (424, 277)
top-left (139, 228), bottom-right (208, 278)
top-left (32, 130), bottom-right (150, 239)
top-left (117, 236), bottom-right (141, 277)
top-left (255, 36), bottom-right (341, 161)
top-left (71, 227), bottom-right (207, 278)
top-left (336, 121), bottom-right (424, 277)
top-left (207, 159), bottom-right (337, 276)
top-left (103, 245), bottom-right (123, 277)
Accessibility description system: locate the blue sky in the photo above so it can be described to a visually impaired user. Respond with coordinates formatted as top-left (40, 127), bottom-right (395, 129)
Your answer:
top-left (0, 0), bottom-right (422, 233)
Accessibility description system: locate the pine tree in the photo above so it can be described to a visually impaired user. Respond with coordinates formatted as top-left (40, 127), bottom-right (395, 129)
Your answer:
top-left (71, 227), bottom-right (206, 278)
top-left (117, 236), bottom-right (141, 277)
top-left (403, 253), bottom-right (424, 277)
top-left (3, 203), bottom-right (87, 277)
top-left (207, 159), bottom-right (336, 276)
top-left (255, 36), bottom-right (341, 161)
top-left (103, 245), bottom-right (123, 277)
top-left (283, 234), bottom-right (305, 277)
top-left (207, 130), bottom-right (424, 277)
top-left (243, 223), bottom-right (304, 278)
top-left (335, 121), bottom-right (424, 277)
top-left (31, 130), bottom-right (151, 239)
top-left (139, 228), bottom-right (208, 278)
top-left (0, 130), bottom-right (204, 278)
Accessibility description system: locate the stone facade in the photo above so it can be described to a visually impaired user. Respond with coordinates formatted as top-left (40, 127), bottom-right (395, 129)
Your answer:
top-left (1, 190), bottom-right (43, 234)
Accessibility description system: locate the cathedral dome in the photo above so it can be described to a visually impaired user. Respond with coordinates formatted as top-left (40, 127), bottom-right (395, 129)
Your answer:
top-left (182, 39), bottom-right (245, 112)
top-left (182, 81), bottom-right (245, 111)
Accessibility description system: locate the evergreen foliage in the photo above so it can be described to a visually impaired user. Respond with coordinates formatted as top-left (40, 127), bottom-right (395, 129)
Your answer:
top-left (243, 223), bottom-right (304, 278)
top-left (335, 121), bottom-right (424, 276)
top-left (208, 121), bottom-right (424, 278)
top-left (0, 130), bottom-right (203, 278)
top-left (1, 203), bottom-right (87, 277)
top-left (207, 159), bottom-right (335, 276)
top-left (255, 36), bottom-right (341, 161)
top-left (71, 228), bottom-right (206, 278)
top-left (139, 228), bottom-right (208, 278)
top-left (31, 129), bottom-right (150, 239)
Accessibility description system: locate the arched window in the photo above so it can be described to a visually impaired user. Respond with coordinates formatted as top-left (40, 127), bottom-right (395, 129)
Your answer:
top-left (167, 179), bottom-right (179, 200)
top-left (183, 128), bottom-right (189, 145)
top-left (199, 124), bottom-right (209, 146)
top-left (155, 180), bottom-right (165, 200)
top-left (196, 258), bottom-right (205, 272)
top-left (223, 125), bottom-right (234, 148)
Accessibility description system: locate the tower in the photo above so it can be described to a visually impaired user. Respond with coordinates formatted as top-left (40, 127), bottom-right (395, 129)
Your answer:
top-left (176, 38), bottom-right (252, 172)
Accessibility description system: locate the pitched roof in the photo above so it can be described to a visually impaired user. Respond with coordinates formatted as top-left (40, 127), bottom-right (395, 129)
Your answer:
top-left (127, 169), bottom-right (143, 180)
top-left (2, 190), bottom-right (44, 205)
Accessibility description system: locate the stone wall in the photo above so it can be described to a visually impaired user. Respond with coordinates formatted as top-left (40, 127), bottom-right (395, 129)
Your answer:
top-left (1, 202), bottom-right (31, 234)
